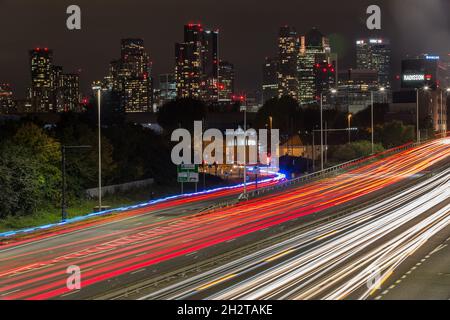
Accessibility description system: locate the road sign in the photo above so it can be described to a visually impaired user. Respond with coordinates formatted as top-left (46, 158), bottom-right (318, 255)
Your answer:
top-left (177, 164), bottom-right (199, 183)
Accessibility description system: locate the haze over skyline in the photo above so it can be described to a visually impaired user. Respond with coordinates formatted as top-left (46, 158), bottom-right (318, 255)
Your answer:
top-left (1, 0), bottom-right (449, 98)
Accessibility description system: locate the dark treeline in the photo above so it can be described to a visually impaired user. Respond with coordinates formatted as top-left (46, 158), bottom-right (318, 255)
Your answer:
top-left (0, 96), bottom-right (415, 219)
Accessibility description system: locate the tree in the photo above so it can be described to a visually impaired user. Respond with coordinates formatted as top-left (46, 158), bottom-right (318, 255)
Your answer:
top-left (157, 98), bottom-right (207, 133)
top-left (255, 96), bottom-right (303, 136)
top-left (56, 121), bottom-right (117, 197)
top-left (377, 121), bottom-right (415, 149)
top-left (330, 140), bottom-right (384, 162)
top-left (11, 123), bottom-right (61, 207)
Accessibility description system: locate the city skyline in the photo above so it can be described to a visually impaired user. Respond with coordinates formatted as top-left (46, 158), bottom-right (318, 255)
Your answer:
top-left (1, 0), bottom-right (449, 99)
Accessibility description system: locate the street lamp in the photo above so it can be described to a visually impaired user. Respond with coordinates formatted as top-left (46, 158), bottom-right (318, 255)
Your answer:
top-left (370, 87), bottom-right (386, 154)
top-left (92, 84), bottom-right (103, 211)
top-left (347, 113), bottom-right (353, 143)
top-left (320, 89), bottom-right (337, 171)
top-left (416, 86), bottom-right (429, 143)
top-left (240, 101), bottom-right (248, 200)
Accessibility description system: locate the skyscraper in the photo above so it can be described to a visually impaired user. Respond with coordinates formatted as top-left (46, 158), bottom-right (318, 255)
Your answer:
top-left (356, 38), bottom-right (391, 88)
top-left (298, 27), bottom-right (332, 104)
top-left (262, 57), bottom-right (279, 103)
top-left (175, 23), bottom-right (219, 102)
top-left (158, 73), bottom-right (177, 107)
top-left (277, 26), bottom-right (300, 100)
top-left (218, 60), bottom-right (235, 102)
top-left (118, 39), bottom-right (152, 112)
top-left (96, 39), bottom-right (152, 113)
top-left (56, 73), bottom-right (80, 112)
top-left (30, 48), bottom-right (55, 112)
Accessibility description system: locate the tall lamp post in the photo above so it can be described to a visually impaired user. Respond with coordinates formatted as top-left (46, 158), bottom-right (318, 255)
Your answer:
top-left (92, 85), bottom-right (103, 211)
top-left (416, 86), bottom-right (429, 143)
top-left (240, 101), bottom-right (248, 199)
top-left (347, 113), bottom-right (353, 144)
top-left (371, 87), bottom-right (386, 154)
top-left (320, 89), bottom-right (337, 171)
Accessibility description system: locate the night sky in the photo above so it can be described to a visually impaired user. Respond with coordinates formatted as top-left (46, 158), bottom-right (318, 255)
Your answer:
top-left (1, 0), bottom-right (449, 98)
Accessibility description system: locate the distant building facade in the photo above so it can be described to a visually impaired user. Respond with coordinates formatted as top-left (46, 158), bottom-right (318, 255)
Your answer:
top-left (29, 48), bottom-right (81, 113)
top-left (218, 60), bottom-right (235, 102)
top-left (158, 73), bottom-right (177, 107)
top-left (298, 28), bottom-right (334, 104)
top-left (278, 26), bottom-right (300, 100)
top-left (262, 57), bottom-right (279, 103)
top-left (356, 38), bottom-right (391, 88)
top-left (175, 24), bottom-right (219, 102)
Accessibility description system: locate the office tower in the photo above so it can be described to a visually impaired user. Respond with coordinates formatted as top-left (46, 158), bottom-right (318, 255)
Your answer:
top-left (175, 23), bottom-right (219, 102)
top-left (218, 60), bottom-right (235, 102)
top-left (336, 69), bottom-right (385, 113)
top-left (399, 54), bottom-right (448, 132)
top-left (356, 38), bottom-right (391, 88)
top-left (57, 74), bottom-right (80, 112)
top-left (262, 57), bottom-right (279, 103)
top-left (277, 26), bottom-right (300, 100)
top-left (298, 27), bottom-right (332, 104)
top-left (158, 73), bottom-right (177, 107)
top-left (30, 47), bottom-right (56, 112)
top-left (0, 83), bottom-right (15, 114)
top-left (118, 39), bottom-right (152, 112)
top-left (203, 29), bottom-right (219, 101)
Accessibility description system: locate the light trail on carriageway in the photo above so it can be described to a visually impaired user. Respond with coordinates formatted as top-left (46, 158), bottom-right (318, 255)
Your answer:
top-left (0, 169), bottom-right (284, 246)
top-left (152, 166), bottom-right (450, 300)
top-left (0, 138), bottom-right (450, 300)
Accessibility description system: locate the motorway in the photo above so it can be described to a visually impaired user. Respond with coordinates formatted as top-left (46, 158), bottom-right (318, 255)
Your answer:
top-left (0, 138), bottom-right (450, 300)
top-left (145, 166), bottom-right (450, 300)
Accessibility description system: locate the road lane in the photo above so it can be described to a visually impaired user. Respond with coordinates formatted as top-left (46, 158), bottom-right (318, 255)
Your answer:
top-left (1, 138), bottom-right (450, 300)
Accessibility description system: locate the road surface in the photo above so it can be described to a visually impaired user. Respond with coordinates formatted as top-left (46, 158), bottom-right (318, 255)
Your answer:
top-left (1, 138), bottom-right (450, 300)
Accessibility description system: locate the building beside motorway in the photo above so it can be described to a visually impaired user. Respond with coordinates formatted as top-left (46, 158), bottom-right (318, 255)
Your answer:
top-left (388, 54), bottom-right (449, 134)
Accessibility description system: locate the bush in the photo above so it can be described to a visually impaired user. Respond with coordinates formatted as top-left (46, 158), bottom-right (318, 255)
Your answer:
top-left (330, 140), bottom-right (384, 162)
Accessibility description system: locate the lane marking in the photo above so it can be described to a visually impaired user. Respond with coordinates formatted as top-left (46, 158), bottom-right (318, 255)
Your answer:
top-left (196, 274), bottom-right (237, 291)
top-left (265, 249), bottom-right (295, 263)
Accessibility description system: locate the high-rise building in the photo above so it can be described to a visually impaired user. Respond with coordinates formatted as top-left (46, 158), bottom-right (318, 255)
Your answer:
top-left (99, 39), bottom-right (153, 112)
top-left (356, 38), bottom-right (391, 88)
top-left (298, 28), bottom-right (332, 104)
top-left (118, 39), bottom-right (152, 112)
top-left (56, 73), bottom-right (80, 112)
top-left (0, 83), bottom-right (15, 114)
top-left (398, 54), bottom-right (448, 133)
top-left (30, 47), bottom-right (56, 112)
top-left (158, 73), bottom-right (177, 107)
top-left (29, 48), bottom-right (80, 113)
top-left (218, 60), bottom-right (235, 102)
top-left (175, 24), bottom-right (219, 102)
top-left (262, 57), bottom-right (279, 103)
top-left (277, 26), bottom-right (300, 100)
